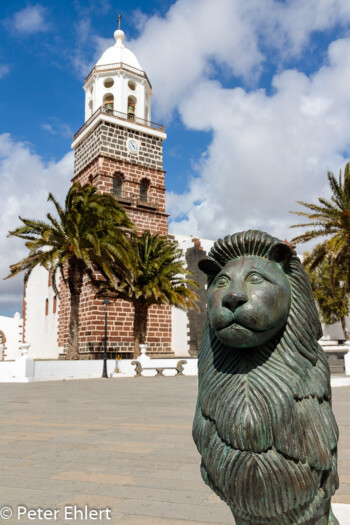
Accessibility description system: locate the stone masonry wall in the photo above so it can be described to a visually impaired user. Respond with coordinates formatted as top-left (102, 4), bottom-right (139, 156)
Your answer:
top-left (58, 276), bottom-right (172, 358)
top-left (72, 156), bottom-right (168, 234)
top-left (74, 120), bottom-right (163, 176)
top-left (185, 239), bottom-right (208, 357)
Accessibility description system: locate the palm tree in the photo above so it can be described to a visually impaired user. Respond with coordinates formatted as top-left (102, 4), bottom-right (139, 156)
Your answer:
top-left (290, 162), bottom-right (350, 293)
top-left (6, 183), bottom-right (134, 359)
top-left (303, 246), bottom-right (350, 339)
top-left (95, 230), bottom-right (199, 358)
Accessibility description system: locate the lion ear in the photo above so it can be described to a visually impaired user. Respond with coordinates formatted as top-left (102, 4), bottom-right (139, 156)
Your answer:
top-left (198, 257), bottom-right (222, 276)
top-left (269, 242), bottom-right (293, 268)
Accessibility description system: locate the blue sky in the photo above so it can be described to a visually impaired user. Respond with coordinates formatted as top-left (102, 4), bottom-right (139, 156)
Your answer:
top-left (2, 0), bottom-right (350, 316)
top-left (0, 0), bottom-right (208, 195)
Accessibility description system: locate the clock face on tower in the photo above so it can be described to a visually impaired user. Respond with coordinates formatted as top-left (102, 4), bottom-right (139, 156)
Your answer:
top-left (126, 138), bottom-right (140, 154)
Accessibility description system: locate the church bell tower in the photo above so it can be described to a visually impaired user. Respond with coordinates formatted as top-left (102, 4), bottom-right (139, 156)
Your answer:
top-left (72, 25), bottom-right (168, 234)
top-left (57, 22), bottom-right (172, 357)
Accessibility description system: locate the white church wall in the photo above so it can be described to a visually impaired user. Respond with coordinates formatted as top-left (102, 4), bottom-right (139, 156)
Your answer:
top-left (0, 312), bottom-right (23, 360)
top-left (0, 361), bottom-right (16, 380)
top-left (25, 266), bottom-right (60, 359)
top-left (171, 308), bottom-right (189, 356)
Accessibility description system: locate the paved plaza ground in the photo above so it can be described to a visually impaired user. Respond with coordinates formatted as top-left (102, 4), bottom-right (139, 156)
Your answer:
top-left (0, 376), bottom-right (349, 525)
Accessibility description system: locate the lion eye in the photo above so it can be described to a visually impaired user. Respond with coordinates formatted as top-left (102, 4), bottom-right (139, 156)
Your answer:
top-left (246, 272), bottom-right (264, 284)
top-left (215, 275), bottom-right (229, 287)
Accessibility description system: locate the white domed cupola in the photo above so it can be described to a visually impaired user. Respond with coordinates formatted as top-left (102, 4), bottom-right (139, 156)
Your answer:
top-left (83, 24), bottom-right (153, 125)
top-left (72, 19), bottom-right (165, 152)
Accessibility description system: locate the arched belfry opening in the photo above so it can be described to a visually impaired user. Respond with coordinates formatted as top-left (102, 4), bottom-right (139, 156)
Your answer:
top-left (127, 96), bottom-right (136, 119)
top-left (103, 93), bottom-right (114, 112)
top-left (140, 179), bottom-right (149, 203)
top-left (88, 99), bottom-right (93, 117)
top-left (113, 172), bottom-right (124, 197)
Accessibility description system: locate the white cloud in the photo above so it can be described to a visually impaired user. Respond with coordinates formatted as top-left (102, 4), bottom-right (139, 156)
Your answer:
top-left (0, 65), bottom-right (10, 79)
top-left (167, 38), bottom-right (350, 241)
top-left (0, 134), bottom-right (73, 316)
top-left (41, 120), bottom-right (73, 138)
top-left (260, 0), bottom-right (350, 57)
top-left (130, 0), bottom-right (350, 119)
top-left (126, 0), bottom-right (350, 244)
top-left (69, 16), bottom-right (113, 78)
top-left (12, 4), bottom-right (48, 34)
top-left (131, 0), bottom-right (263, 118)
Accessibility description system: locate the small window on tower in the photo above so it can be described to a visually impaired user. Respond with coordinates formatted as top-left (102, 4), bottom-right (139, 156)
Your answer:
top-left (104, 78), bottom-right (114, 88)
top-left (103, 93), bottom-right (114, 113)
top-left (128, 80), bottom-right (136, 91)
top-left (45, 298), bottom-right (49, 316)
top-left (53, 296), bottom-right (57, 314)
top-left (140, 179), bottom-right (149, 203)
top-left (88, 99), bottom-right (93, 117)
top-left (113, 173), bottom-right (123, 197)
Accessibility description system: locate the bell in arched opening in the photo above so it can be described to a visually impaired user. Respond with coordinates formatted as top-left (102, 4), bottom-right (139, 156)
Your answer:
top-left (127, 96), bottom-right (136, 120)
top-left (103, 93), bottom-right (114, 113)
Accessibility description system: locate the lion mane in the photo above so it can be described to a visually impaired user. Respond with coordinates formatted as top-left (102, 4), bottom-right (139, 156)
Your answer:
top-left (193, 230), bottom-right (338, 524)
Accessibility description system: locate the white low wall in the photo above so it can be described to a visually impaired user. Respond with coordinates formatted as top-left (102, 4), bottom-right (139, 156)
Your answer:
top-left (0, 354), bottom-right (198, 382)
top-left (0, 357), bottom-right (118, 382)
top-left (33, 359), bottom-right (117, 381)
top-left (345, 351), bottom-right (350, 376)
top-left (2, 346), bottom-right (346, 382)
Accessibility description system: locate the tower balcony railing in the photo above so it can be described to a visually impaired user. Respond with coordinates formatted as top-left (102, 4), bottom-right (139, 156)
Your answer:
top-left (113, 189), bottom-right (158, 210)
top-left (73, 106), bottom-right (165, 142)
top-left (137, 194), bottom-right (158, 209)
top-left (85, 62), bottom-right (152, 88)
top-left (113, 189), bottom-right (133, 204)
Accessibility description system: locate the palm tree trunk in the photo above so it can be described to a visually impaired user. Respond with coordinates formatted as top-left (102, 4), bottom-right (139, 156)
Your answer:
top-left (66, 291), bottom-right (81, 359)
top-left (133, 302), bottom-right (149, 359)
top-left (340, 316), bottom-right (350, 340)
top-left (65, 260), bottom-right (85, 360)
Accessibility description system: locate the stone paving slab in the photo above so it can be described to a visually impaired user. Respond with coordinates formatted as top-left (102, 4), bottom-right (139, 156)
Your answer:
top-left (0, 377), bottom-right (349, 524)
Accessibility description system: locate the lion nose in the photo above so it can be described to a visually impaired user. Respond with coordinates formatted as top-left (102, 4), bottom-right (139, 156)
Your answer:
top-left (222, 291), bottom-right (248, 312)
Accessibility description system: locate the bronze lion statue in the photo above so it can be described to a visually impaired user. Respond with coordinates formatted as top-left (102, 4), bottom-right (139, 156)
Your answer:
top-left (193, 230), bottom-right (339, 525)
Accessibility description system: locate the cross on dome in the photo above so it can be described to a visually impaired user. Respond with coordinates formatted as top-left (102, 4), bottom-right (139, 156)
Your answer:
top-left (114, 14), bottom-right (125, 47)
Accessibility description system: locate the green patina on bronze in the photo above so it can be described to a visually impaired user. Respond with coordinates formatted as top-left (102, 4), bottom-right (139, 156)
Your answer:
top-left (192, 230), bottom-right (339, 525)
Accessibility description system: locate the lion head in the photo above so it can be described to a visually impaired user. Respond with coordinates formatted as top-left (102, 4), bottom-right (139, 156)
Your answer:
top-left (193, 230), bottom-right (338, 524)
